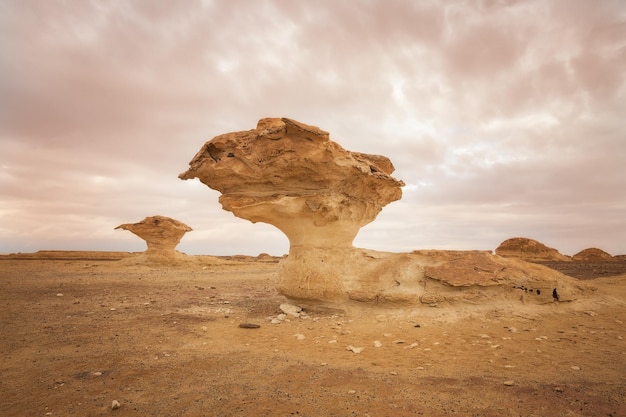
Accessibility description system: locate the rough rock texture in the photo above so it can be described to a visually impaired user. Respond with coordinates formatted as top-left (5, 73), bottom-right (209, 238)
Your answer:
top-left (277, 248), bottom-right (588, 307)
top-left (181, 118), bottom-right (588, 306)
top-left (115, 216), bottom-right (192, 262)
top-left (572, 248), bottom-right (615, 262)
top-left (495, 237), bottom-right (571, 262)
top-left (179, 117), bottom-right (404, 248)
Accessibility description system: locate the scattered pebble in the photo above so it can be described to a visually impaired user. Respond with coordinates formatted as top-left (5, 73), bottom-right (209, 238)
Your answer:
top-left (111, 400), bottom-right (121, 410)
top-left (373, 341), bottom-right (383, 348)
top-left (404, 342), bottom-right (419, 350)
top-left (571, 366), bottom-right (581, 371)
top-left (503, 380), bottom-right (515, 386)
top-left (294, 334), bottom-right (306, 340)
top-left (347, 390), bottom-right (356, 394)
top-left (280, 303), bottom-right (303, 317)
top-left (238, 323), bottom-right (261, 329)
top-left (92, 371), bottom-right (102, 376)
top-left (347, 345), bottom-right (364, 353)
top-left (56, 293), bottom-right (64, 297)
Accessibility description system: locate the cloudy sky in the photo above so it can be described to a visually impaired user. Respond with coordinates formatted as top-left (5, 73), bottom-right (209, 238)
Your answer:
top-left (1, 0), bottom-right (625, 257)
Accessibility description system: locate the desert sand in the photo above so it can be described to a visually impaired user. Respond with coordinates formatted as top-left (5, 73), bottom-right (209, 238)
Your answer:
top-left (1, 251), bottom-right (625, 417)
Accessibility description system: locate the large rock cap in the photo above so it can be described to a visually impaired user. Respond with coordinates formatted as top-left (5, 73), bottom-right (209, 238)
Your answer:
top-left (495, 237), bottom-right (570, 262)
top-left (179, 118), bottom-right (404, 248)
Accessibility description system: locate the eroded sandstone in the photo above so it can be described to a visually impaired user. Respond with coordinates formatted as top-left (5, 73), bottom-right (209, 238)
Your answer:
top-left (181, 118), bottom-right (589, 307)
top-left (115, 215), bottom-right (192, 262)
top-left (179, 117), bottom-right (404, 248)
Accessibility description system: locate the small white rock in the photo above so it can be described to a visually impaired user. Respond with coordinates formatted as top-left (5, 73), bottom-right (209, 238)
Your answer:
top-left (270, 319), bottom-right (281, 324)
top-left (280, 303), bottom-right (302, 317)
top-left (571, 366), bottom-right (581, 370)
top-left (111, 400), bottom-right (121, 410)
top-left (56, 293), bottom-right (64, 297)
top-left (347, 390), bottom-right (356, 394)
top-left (294, 333), bottom-right (305, 340)
top-left (503, 380), bottom-right (515, 386)
top-left (347, 345), bottom-right (364, 354)
top-left (373, 341), bottom-right (383, 348)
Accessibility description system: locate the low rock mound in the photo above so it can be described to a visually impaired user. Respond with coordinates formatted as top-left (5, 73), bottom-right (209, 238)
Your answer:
top-left (495, 237), bottom-right (570, 262)
top-left (572, 248), bottom-right (615, 262)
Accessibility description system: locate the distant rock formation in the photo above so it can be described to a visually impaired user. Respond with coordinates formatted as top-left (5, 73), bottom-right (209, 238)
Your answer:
top-left (572, 248), bottom-right (615, 262)
top-left (495, 237), bottom-right (570, 262)
top-left (115, 215), bottom-right (192, 262)
top-left (181, 118), bottom-right (588, 307)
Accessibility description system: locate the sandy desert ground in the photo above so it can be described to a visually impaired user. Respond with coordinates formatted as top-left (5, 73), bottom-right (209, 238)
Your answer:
top-left (1, 251), bottom-right (625, 417)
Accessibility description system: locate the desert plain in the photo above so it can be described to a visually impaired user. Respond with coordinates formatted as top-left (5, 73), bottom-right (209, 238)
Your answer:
top-left (1, 250), bottom-right (625, 417)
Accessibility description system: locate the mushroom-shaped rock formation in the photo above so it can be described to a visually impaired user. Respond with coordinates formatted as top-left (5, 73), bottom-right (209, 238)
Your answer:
top-left (181, 118), bottom-right (589, 307)
top-left (495, 237), bottom-right (570, 262)
top-left (180, 118), bottom-right (404, 248)
top-left (115, 215), bottom-right (192, 262)
top-left (572, 248), bottom-right (615, 262)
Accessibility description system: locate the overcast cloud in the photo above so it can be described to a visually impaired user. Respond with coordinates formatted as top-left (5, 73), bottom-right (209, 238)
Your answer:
top-left (1, 0), bottom-right (625, 256)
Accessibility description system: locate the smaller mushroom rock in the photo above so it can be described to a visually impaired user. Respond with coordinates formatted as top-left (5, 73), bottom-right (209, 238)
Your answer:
top-left (572, 248), bottom-right (615, 262)
top-left (115, 215), bottom-right (192, 262)
top-left (495, 237), bottom-right (570, 262)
